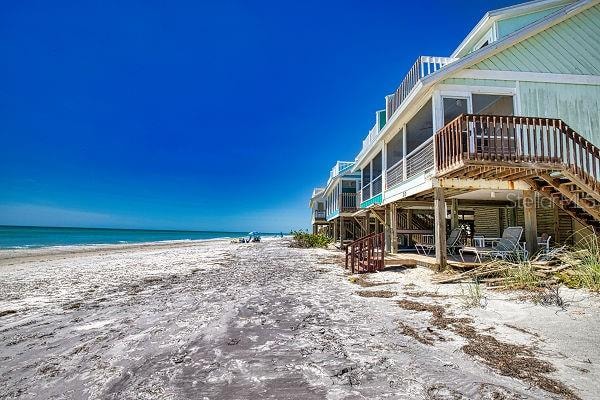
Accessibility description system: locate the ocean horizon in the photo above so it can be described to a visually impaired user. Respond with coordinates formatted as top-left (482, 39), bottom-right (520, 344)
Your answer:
top-left (0, 225), bottom-right (275, 250)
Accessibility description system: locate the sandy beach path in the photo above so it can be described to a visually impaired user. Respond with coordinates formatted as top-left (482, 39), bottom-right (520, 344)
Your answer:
top-left (0, 238), bottom-right (597, 399)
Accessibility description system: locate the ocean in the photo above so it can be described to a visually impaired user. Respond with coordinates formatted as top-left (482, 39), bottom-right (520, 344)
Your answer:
top-left (0, 225), bottom-right (257, 249)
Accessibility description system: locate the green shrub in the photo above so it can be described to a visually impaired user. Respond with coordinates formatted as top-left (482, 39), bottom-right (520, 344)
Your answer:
top-left (290, 230), bottom-right (331, 248)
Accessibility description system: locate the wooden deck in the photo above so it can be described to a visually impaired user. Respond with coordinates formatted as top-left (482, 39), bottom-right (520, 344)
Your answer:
top-left (385, 252), bottom-right (479, 270)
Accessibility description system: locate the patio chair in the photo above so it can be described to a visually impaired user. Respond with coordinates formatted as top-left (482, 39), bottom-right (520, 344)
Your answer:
top-left (537, 234), bottom-right (551, 254)
top-left (415, 228), bottom-right (464, 256)
top-left (460, 226), bottom-right (524, 263)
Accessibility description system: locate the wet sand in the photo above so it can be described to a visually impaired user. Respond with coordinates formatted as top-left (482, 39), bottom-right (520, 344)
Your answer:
top-left (0, 238), bottom-right (598, 399)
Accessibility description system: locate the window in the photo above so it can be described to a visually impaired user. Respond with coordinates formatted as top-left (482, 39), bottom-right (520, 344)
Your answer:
top-left (406, 99), bottom-right (433, 153)
top-left (386, 130), bottom-right (403, 168)
top-left (472, 94), bottom-right (514, 115)
top-left (443, 97), bottom-right (468, 125)
top-left (342, 180), bottom-right (356, 193)
top-left (372, 151), bottom-right (382, 178)
top-left (362, 167), bottom-right (370, 187)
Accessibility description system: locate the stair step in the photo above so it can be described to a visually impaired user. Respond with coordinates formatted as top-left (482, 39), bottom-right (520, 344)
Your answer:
top-left (559, 179), bottom-right (574, 186)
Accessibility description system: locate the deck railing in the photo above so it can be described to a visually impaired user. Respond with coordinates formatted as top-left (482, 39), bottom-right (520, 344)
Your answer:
top-left (360, 123), bottom-right (382, 158)
top-left (386, 56), bottom-right (457, 118)
top-left (385, 137), bottom-right (435, 190)
top-left (313, 210), bottom-right (326, 220)
top-left (435, 114), bottom-right (600, 189)
top-left (345, 232), bottom-right (385, 274)
top-left (340, 192), bottom-right (358, 211)
top-left (406, 138), bottom-right (435, 180)
top-left (386, 159), bottom-right (404, 189)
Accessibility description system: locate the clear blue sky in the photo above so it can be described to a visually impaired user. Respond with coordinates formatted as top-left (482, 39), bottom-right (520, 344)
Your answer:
top-left (0, 0), bottom-right (516, 232)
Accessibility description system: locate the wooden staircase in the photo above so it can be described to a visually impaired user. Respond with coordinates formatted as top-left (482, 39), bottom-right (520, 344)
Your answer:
top-left (527, 171), bottom-right (600, 230)
top-left (435, 114), bottom-right (600, 232)
top-left (345, 232), bottom-right (385, 274)
top-left (398, 212), bottom-right (434, 231)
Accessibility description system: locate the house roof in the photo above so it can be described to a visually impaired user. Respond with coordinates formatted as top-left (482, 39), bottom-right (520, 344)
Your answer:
top-left (427, 0), bottom-right (595, 85)
top-left (451, 0), bottom-right (577, 58)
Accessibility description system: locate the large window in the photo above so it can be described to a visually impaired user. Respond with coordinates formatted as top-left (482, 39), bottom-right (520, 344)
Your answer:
top-left (443, 97), bottom-right (469, 125)
top-left (342, 180), bottom-right (356, 193)
top-left (472, 94), bottom-right (514, 115)
top-left (406, 99), bottom-right (433, 153)
top-left (362, 167), bottom-right (370, 188)
top-left (372, 151), bottom-right (382, 178)
top-left (386, 131), bottom-right (403, 168)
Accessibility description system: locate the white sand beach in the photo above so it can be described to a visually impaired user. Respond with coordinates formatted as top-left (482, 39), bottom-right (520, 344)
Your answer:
top-left (1, 238), bottom-right (599, 399)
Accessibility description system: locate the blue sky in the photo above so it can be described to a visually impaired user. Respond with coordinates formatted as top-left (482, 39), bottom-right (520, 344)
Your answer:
top-left (0, 0), bottom-right (516, 232)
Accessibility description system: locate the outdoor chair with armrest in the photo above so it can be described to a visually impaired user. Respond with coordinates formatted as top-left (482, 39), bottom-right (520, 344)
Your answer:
top-left (415, 227), bottom-right (464, 256)
top-left (460, 226), bottom-right (524, 263)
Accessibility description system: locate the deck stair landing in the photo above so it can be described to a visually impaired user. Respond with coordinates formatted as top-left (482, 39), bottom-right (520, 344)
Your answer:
top-left (435, 114), bottom-right (600, 231)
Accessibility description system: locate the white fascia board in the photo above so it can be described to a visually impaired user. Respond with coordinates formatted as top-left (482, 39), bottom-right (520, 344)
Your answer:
top-left (451, 14), bottom-right (494, 58)
top-left (454, 69), bottom-right (600, 85)
top-left (383, 173), bottom-right (434, 205)
top-left (425, 0), bottom-right (595, 87)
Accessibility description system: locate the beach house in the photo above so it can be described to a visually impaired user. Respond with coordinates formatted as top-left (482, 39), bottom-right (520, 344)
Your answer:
top-left (309, 161), bottom-right (367, 242)
top-left (309, 188), bottom-right (327, 234)
top-left (311, 0), bottom-right (600, 269)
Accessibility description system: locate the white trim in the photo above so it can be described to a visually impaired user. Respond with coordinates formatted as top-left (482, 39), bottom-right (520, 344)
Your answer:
top-left (472, 28), bottom-right (495, 53)
top-left (437, 91), bottom-right (472, 129)
top-left (437, 84), bottom-right (517, 95)
top-left (454, 68), bottom-right (600, 85)
top-left (515, 81), bottom-right (523, 114)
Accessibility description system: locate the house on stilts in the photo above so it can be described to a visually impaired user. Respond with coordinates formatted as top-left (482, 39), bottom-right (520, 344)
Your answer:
top-left (309, 161), bottom-right (365, 243)
top-left (310, 0), bottom-right (600, 271)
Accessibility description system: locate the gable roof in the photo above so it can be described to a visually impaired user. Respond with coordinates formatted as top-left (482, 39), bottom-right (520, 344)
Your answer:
top-left (451, 0), bottom-right (576, 58)
top-left (429, 0), bottom-right (596, 86)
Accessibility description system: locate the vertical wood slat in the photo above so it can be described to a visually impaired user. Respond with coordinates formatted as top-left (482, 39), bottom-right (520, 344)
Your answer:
top-left (552, 119), bottom-right (557, 162)
top-left (579, 136), bottom-right (584, 176)
top-left (558, 120), bottom-right (564, 163)
top-left (519, 117), bottom-right (525, 161)
top-left (461, 117), bottom-right (468, 161)
top-left (511, 116), bottom-right (517, 161)
top-left (565, 125), bottom-right (571, 167)
top-left (539, 118), bottom-right (545, 161)
top-left (494, 116), bottom-right (500, 161)
top-left (525, 117), bottom-right (533, 162)
top-left (479, 115), bottom-right (485, 160)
